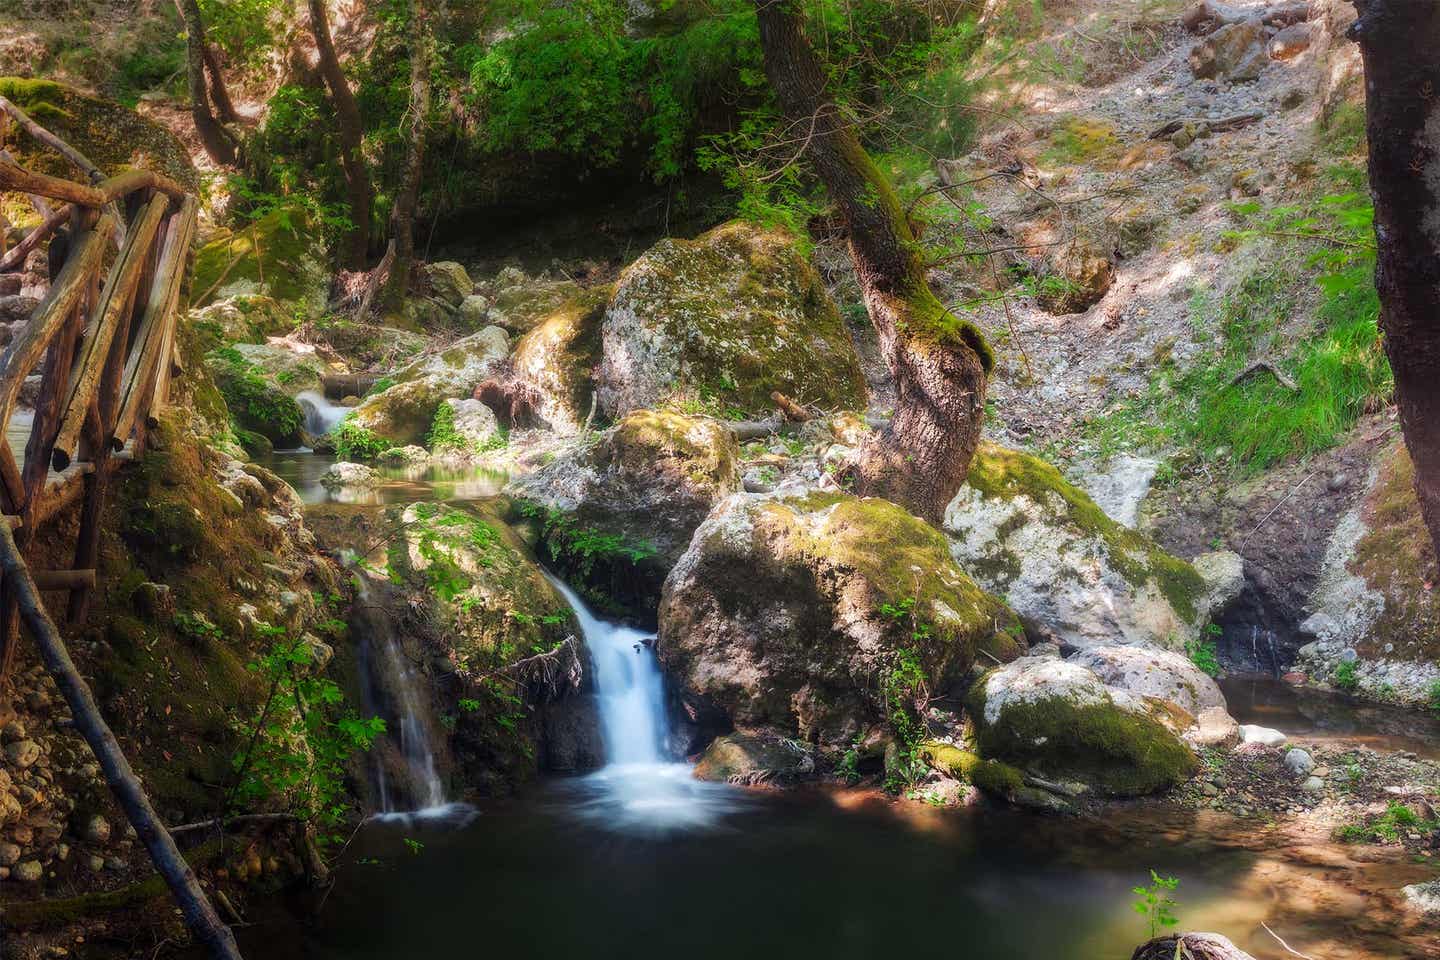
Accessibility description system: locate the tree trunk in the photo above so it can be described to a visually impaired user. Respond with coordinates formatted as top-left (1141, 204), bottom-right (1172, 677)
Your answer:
top-left (202, 42), bottom-right (240, 124)
top-left (751, 0), bottom-right (993, 524)
top-left (386, 0), bottom-right (432, 304)
top-left (176, 0), bottom-right (237, 166)
top-left (1132, 933), bottom-right (1256, 960)
top-left (1348, 0), bottom-right (1440, 570)
top-left (306, 0), bottom-right (372, 268)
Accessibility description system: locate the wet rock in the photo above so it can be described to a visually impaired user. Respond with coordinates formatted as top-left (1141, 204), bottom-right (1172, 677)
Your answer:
top-left (505, 288), bottom-right (609, 434)
top-left (540, 694), bottom-right (605, 774)
top-left (1283, 747), bottom-right (1315, 777)
top-left (659, 490), bottom-right (1022, 752)
top-left (596, 221), bottom-right (867, 419)
top-left (1403, 879), bottom-right (1440, 916)
top-left (320, 462), bottom-right (382, 490)
top-left (1188, 18), bottom-right (1268, 81)
top-left (431, 398), bottom-right (500, 457)
top-left (694, 733), bottom-right (816, 785)
top-left (423, 261), bottom-right (474, 308)
top-left (1239, 724), bottom-right (1286, 747)
top-left (945, 443), bottom-right (1241, 651)
top-left (970, 657), bottom-right (1197, 796)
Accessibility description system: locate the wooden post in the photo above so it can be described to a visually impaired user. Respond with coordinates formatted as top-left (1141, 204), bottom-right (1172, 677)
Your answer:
top-left (0, 523), bottom-right (245, 960)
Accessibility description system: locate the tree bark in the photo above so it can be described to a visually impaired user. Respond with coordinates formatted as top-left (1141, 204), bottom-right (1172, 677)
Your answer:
top-left (176, 0), bottom-right (237, 166)
top-left (306, 0), bottom-right (373, 268)
top-left (386, 0), bottom-right (432, 304)
top-left (1348, 0), bottom-right (1440, 570)
top-left (752, 0), bottom-right (993, 524)
top-left (202, 42), bottom-right (240, 124)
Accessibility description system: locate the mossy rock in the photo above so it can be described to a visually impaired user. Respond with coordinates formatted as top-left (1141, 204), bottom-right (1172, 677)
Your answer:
top-left (693, 733), bottom-right (816, 784)
top-left (969, 657), bottom-right (1198, 797)
top-left (509, 286), bottom-right (610, 433)
top-left (946, 442), bottom-right (1238, 650)
top-left (507, 409), bottom-right (742, 618)
top-left (481, 270), bottom-right (588, 336)
top-left (189, 296), bottom-right (299, 352)
top-left (658, 490), bottom-right (1024, 751)
top-left (205, 347), bottom-right (306, 447)
top-left (192, 207), bottom-right (331, 320)
top-left (596, 221), bottom-right (868, 419)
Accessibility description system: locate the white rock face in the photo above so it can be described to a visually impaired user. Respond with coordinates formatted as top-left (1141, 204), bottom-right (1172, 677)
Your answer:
top-left (1078, 454), bottom-right (1159, 528)
top-left (945, 444), bottom-right (1243, 651)
top-left (1239, 724), bottom-right (1287, 747)
top-left (437, 398), bottom-right (500, 454)
top-left (1403, 880), bottom-right (1440, 916)
top-left (979, 658), bottom-right (1114, 727)
top-left (320, 461), bottom-right (381, 489)
top-left (1070, 644), bottom-right (1226, 717)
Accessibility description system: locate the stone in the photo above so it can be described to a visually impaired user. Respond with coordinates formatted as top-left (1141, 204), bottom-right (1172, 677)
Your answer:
top-left (4, 739), bottom-right (40, 769)
top-left (1404, 880), bottom-right (1440, 916)
top-left (1301, 775), bottom-right (1325, 793)
top-left (1283, 747), bottom-right (1315, 777)
top-left (970, 657), bottom-right (1198, 796)
top-left (596, 221), bottom-right (867, 419)
top-left (1267, 22), bottom-right (1314, 59)
top-left (506, 288), bottom-right (609, 434)
top-left (79, 813), bottom-right (111, 843)
top-left (422, 261), bottom-right (474, 307)
top-left (188, 295), bottom-right (295, 349)
top-left (694, 733), bottom-right (817, 785)
top-left (1188, 18), bottom-right (1268, 81)
top-left (945, 443), bottom-right (1239, 651)
top-left (319, 461), bottom-right (382, 490)
top-left (432, 398), bottom-right (500, 456)
top-left (508, 410), bottom-right (742, 611)
top-left (457, 294), bottom-right (491, 328)
top-left (12, 859), bottom-right (42, 882)
top-left (85, 854), bottom-right (105, 873)
top-left (1239, 724), bottom-right (1287, 747)
top-left (482, 272), bottom-right (586, 336)
top-left (0, 841), bottom-right (19, 866)
top-left (1069, 644), bottom-right (1227, 717)
top-left (0, 720), bottom-right (25, 743)
top-left (1188, 706), bottom-right (1241, 748)
top-left (659, 490), bottom-right (1023, 752)
top-left (192, 207), bottom-right (332, 320)
top-left (1079, 455), bottom-right (1159, 528)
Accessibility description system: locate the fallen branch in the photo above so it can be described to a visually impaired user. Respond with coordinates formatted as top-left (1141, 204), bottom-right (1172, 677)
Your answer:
top-left (355, 238), bottom-right (395, 321)
top-left (771, 391), bottom-right (813, 422)
top-left (0, 203), bottom-right (70, 273)
top-left (1229, 360), bottom-right (1298, 392)
top-left (1148, 112), bottom-right (1263, 140)
top-left (1260, 921), bottom-right (1319, 960)
top-left (169, 812), bottom-right (302, 836)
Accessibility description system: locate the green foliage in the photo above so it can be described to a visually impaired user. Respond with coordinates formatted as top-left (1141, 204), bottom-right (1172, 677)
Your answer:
top-left (116, 44), bottom-right (185, 107)
top-left (1427, 680), bottom-right (1440, 716)
top-left (518, 502), bottom-right (658, 578)
top-left (1086, 170), bottom-right (1387, 475)
top-left (876, 599), bottom-right (932, 792)
top-left (1185, 624), bottom-right (1221, 678)
top-left (1333, 658), bottom-right (1360, 692)
top-left (208, 348), bottom-right (305, 444)
top-left (231, 633), bottom-right (385, 830)
top-left (198, 0), bottom-right (283, 68)
top-left (1335, 801), bottom-right (1436, 844)
top-left (427, 402), bottom-right (507, 454)
top-left (334, 419), bottom-right (393, 461)
top-left (1131, 871), bottom-right (1181, 940)
top-left (173, 610), bottom-right (224, 647)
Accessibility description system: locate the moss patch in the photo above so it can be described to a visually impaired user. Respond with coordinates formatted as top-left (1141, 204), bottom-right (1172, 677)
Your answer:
top-left (192, 207), bottom-right (329, 313)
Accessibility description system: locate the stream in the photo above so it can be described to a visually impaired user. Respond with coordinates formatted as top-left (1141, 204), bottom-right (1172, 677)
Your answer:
top-left (219, 451), bottom-right (1435, 959)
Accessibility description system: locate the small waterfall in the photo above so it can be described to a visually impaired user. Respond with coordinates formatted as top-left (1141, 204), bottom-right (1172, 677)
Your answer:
top-left (296, 389), bottom-right (351, 436)
top-left (545, 573), bottom-right (741, 831)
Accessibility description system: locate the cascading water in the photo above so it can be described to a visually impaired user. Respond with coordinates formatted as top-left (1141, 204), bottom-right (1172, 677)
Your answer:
top-left (544, 573), bottom-right (741, 831)
top-left (296, 389), bottom-right (352, 438)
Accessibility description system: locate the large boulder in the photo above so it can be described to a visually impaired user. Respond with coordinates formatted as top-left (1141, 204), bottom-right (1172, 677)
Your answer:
top-left (422, 261), bottom-right (474, 307)
top-left (481, 268), bottom-right (588, 336)
top-left (507, 288), bottom-right (609, 433)
top-left (596, 221), bottom-right (868, 419)
top-left (658, 491), bottom-right (1024, 752)
top-left (945, 443), bottom-right (1242, 651)
top-left (507, 410), bottom-right (741, 614)
top-left (204, 345), bottom-right (312, 447)
top-left (192, 208), bottom-right (331, 320)
top-left (969, 657), bottom-right (1198, 796)
top-left (1069, 644), bottom-right (1225, 717)
top-left (1188, 18), bottom-right (1269, 81)
top-left (346, 326), bottom-right (510, 445)
top-left (189, 296), bottom-right (296, 351)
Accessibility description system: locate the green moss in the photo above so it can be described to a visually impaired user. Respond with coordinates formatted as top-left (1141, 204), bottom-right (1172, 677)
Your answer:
top-left (0, 77), bottom-right (70, 121)
top-left (970, 757), bottom-right (1026, 796)
top-left (206, 348), bottom-right (305, 445)
top-left (966, 443), bottom-right (1207, 621)
top-left (968, 679), bottom-right (1197, 797)
top-left (192, 207), bottom-right (325, 309)
top-left (334, 419), bottom-right (392, 461)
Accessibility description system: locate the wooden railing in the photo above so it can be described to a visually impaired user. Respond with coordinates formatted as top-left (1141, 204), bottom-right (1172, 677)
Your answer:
top-left (0, 102), bottom-right (243, 959)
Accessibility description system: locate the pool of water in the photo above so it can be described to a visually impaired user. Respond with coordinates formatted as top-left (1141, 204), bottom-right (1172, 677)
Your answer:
top-left (218, 778), bottom-right (1432, 960)
top-left (1221, 674), bottom-right (1440, 760)
top-left (258, 449), bottom-right (509, 506)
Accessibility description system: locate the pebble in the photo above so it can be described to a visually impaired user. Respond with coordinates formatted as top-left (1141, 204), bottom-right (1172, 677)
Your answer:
top-left (1301, 776), bottom-right (1325, 792)
top-left (1283, 748), bottom-right (1315, 777)
top-left (4, 739), bottom-right (41, 768)
top-left (85, 855), bottom-right (104, 873)
top-left (13, 859), bottom-right (42, 882)
top-left (80, 813), bottom-right (111, 843)
top-left (0, 841), bottom-right (19, 866)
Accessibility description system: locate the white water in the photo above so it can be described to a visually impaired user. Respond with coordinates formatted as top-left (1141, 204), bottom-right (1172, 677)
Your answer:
top-left (296, 390), bottom-right (351, 436)
top-left (545, 574), bottom-right (743, 831)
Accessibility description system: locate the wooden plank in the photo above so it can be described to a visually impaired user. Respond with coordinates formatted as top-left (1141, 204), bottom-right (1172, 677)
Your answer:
top-left (51, 193), bottom-right (169, 471)
top-left (0, 522), bottom-right (246, 960)
top-left (144, 197), bottom-right (197, 426)
top-left (0, 214), bottom-right (112, 434)
top-left (23, 280), bottom-right (88, 527)
top-left (0, 158), bottom-right (105, 207)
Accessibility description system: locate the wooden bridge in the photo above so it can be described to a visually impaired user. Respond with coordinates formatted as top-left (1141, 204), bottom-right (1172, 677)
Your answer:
top-left (0, 96), bottom-right (243, 959)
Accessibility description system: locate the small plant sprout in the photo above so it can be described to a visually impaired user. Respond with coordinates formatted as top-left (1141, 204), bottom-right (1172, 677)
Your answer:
top-left (1132, 870), bottom-right (1181, 940)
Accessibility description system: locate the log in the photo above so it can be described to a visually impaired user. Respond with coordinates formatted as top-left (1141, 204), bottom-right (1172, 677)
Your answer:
top-left (144, 197), bottom-right (198, 427)
top-left (52, 193), bottom-right (169, 471)
top-left (30, 568), bottom-right (95, 590)
top-left (0, 158), bottom-right (105, 207)
top-left (0, 148), bottom-right (55, 218)
top-left (0, 522), bottom-right (244, 960)
top-left (1132, 933), bottom-right (1257, 960)
top-left (0, 96), bottom-right (103, 184)
top-left (1148, 112), bottom-right (1263, 140)
top-left (0, 202), bottom-right (71, 274)
top-left (0, 214), bottom-right (111, 433)
top-left (0, 441), bottom-right (25, 513)
top-left (771, 391), bottom-right (813, 422)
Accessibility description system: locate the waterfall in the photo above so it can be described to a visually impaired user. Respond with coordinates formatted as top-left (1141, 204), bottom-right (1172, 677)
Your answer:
top-left (296, 390), bottom-right (352, 436)
top-left (545, 573), bottom-right (742, 831)
top-left (545, 574), bottom-right (669, 765)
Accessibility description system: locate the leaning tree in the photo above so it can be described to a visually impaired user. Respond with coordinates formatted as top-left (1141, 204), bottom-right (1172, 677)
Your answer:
top-left (1349, 0), bottom-right (1440, 567)
top-left (751, 0), bottom-right (995, 523)
top-left (306, 0), bottom-right (373, 267)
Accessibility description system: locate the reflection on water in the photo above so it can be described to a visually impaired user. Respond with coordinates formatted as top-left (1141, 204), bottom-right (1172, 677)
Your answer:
top-left (218, 788), bottom-right (1433, 960)
top-left (1221, 674), bottom-right (1440, 760)
top-left (260, 449), bottom-right (509, 505)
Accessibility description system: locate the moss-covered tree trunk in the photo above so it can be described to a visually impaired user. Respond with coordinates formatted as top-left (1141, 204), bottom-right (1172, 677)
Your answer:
top-left (386, 0), bottom-right (432, 305)
top-left (1349, 0), bottom-right (1440, 570)
top-left (752, 0), bottom-right (993, 524)
top-left (306, 0), bottom-right (372, 268)
top-left (177, 0), bottom-right (236, 165)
